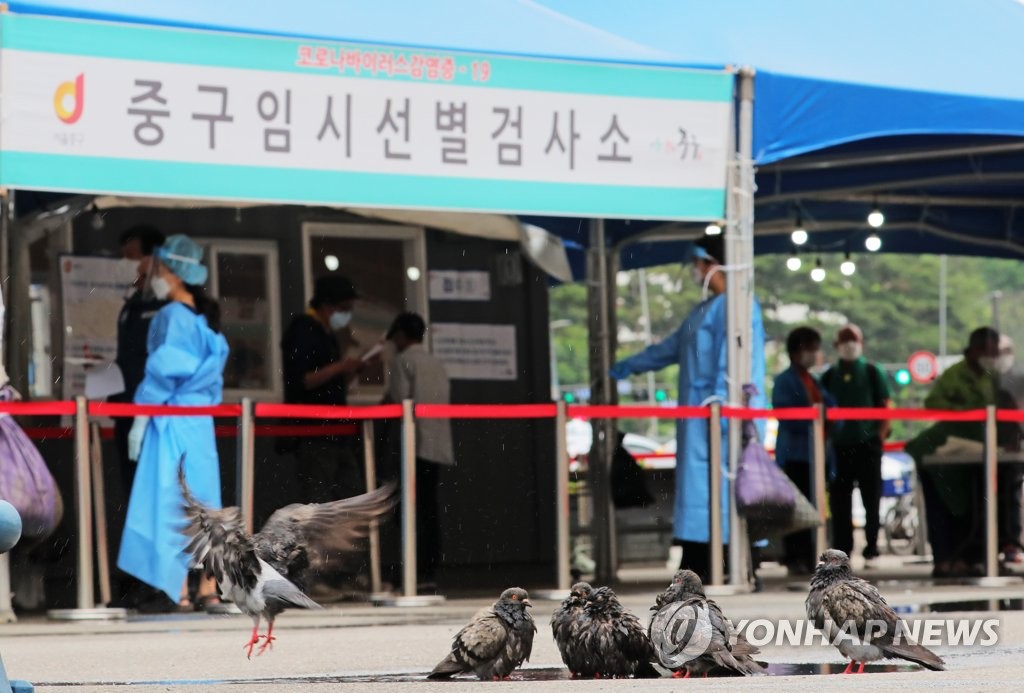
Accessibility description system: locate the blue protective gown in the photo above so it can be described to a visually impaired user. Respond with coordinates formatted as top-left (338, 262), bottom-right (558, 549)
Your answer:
top-left (117, 301), bottom-right (229, 600)
top-left (612, 294), bottom-right (766, 543)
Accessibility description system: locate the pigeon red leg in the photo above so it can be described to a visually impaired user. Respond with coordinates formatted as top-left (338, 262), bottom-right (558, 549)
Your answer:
top-left (256, 619), bottom-right (276, 656)
top-left (842, 661), bottom-right (854, 674)
top-left (856, 662), bottom-right (865, 674)
top-left (243, 616), bottom-right (262, 659)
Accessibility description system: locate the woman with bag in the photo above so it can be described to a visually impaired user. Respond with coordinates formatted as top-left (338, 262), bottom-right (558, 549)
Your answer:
top-left (117, 234), bottom-right (228, 612)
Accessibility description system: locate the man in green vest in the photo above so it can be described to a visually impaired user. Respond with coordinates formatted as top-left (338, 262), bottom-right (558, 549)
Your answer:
top-left (821, 324), bottom-right (891, 567)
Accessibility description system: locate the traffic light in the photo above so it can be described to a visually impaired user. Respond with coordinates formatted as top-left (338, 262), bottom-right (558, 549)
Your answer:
top-left (563, 392), bottom-right (575, 403)
top-left (894, 368), bottom-right (911, 387)
top-left (655, 388), bottom-right (668, 402)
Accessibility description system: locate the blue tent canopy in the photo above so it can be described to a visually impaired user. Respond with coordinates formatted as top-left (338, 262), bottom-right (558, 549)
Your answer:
top-left (10, 0), bottom-right (1024, 267)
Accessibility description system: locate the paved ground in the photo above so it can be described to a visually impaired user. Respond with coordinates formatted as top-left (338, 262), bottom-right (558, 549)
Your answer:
top-left (4, 557), bottom-right (1024, 692)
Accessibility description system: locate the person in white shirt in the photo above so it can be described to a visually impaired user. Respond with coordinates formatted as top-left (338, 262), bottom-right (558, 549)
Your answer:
top-left (384, 312), bottom-right (453, 589)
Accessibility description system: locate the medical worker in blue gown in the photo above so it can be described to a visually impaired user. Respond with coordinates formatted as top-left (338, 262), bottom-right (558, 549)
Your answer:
top-left (118, 234), bottom-right (229, 609)
top-left (609, 235), bottom-right (766, 582)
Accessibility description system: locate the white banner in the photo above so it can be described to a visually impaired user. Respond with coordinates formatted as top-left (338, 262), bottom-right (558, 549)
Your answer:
top-left (432, 323), bottom-right (517, 381)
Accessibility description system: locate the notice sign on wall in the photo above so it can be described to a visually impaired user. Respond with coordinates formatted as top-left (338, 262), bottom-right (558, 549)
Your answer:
top-left (0, 14), bottom-right (732, 220)
top-left (432, 323), bottom-right (517, 381)
top-left (60, 255), bottom-right (138, 400)
top-left (428, 271), bottom-right (491, 301)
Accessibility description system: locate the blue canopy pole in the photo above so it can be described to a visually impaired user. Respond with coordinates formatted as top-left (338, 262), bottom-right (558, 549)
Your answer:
top-left (725, 68), bottom-right (756, 590)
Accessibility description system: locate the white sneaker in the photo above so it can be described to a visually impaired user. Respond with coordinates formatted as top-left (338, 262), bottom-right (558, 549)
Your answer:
top-left (666, 545), bottom-right (683, 570)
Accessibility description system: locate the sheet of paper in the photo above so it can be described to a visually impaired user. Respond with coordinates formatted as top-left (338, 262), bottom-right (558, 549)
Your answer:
top-left (361, 342), bottom-right (385, 363)
top-left (85, 362), bottom-right (126, 399)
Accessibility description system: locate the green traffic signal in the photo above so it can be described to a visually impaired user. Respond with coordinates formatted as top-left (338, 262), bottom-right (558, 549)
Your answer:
top-left (655, 389), bottom-right (668, 402)
top-left (564, 392), bottom-right (575, 403)
top-left (894, 369), bottom-right (911, 386)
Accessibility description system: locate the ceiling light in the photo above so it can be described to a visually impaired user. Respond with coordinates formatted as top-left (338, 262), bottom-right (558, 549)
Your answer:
top-left (810, 258), bottom-right (826, 282)
top-left (786, 255), bottom-right (802, 272)
top-left (867, 208), bottom-right (885, 228)
top-left (324, 254), bottom-right (340, 271)
top-left (840, 254), bottom-right (856, 276)
top-left (865, 233), bottom-right (882, 252)
top-left (704, 223), bottom-right (722, 236)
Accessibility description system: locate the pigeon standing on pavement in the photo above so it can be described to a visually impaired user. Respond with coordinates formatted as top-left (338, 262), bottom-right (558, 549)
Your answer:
top-left (649, 569), bottom-right (765, 678)
top-left (177, 458), bottom-right (398, 657)
top-left (550, 581), bottom-right (594, 676)
top-left (428, 587), bottom-right (537, 680)
top-left (573, 586), bottom-right (660, 678)
top-left (806, 549), bottom-right (945, 673)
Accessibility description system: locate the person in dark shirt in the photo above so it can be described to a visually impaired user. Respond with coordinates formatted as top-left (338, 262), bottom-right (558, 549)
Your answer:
top-left (281, 275), bottom-right (366, 502)
top-left (109, 225), bottom-right (166, 608)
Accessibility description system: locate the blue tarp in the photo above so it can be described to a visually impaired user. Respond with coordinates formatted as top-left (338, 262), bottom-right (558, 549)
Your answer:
top-left (10, 1), bottom-right (1024, 265)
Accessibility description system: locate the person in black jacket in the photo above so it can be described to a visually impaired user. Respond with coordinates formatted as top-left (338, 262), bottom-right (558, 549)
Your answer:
top-left (281, 275), bottom-right (366, 502)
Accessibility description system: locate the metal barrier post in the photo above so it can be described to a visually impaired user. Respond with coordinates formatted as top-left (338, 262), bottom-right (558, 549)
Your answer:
top-left (401, 399), bottom-right (417, 598)
top-left (984, 404), bottom-right (999, 580)
top-left (708, 402), bottom-right (724, 587)
top-left (89, 422), bottom-right (111, 606)
top-left (555, 400), bottom-right (570, 592)
top-left (812, 402), bottom-right (828, 559)
top-left (236, 397), bottom-right (255, 535)
top-left (48, 397), bottom-right (125, 620)
top-left (361, 419), bottom-right (383, 597)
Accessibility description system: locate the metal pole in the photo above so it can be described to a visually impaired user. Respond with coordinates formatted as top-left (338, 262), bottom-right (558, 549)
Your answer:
top-left (938, 255), bottom-right (947, 371)
top-left (89, 422), bottom-right (111, 606)
top-left (991, 291), bottom-right (1003, 333)
top-left (725, 67), bottom-right (757, 587)
top-left (587, 218), bottom-right (616, 584)
top-left (637, 268), bottom-right (658, 437)
top-left (362, 419), bottom-right (382, 596)
top-left (708, 402), bottom-right (724, 586)
top-left (984, 404), bottom-right (998, 580)
top-left (74, 396), bottom-right (93, 610)
top-left (235, 398), bottom-right (255, 535)
top-left (555, 399), bottom-right (570, 592)
top-left (400, 399), bottom-right (417, 598)
top-left (812, 403), bottom-right (828, 558)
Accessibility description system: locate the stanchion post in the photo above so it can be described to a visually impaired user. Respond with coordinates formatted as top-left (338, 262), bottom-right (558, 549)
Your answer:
top-left (362, 419), bottom-right (382, 596)
top-left (985, 404), bottom-right (998, 579)
top-left (89, 422), bottom-right (111, 606)
top-left (74, 395), bottom-right (94, 610)
top-left (400, 399), bottom-right (417, 598)
top-left (708, 402), bottom-right (724, 586)
top-left (812, 402), bottom-right (828, 558)
top-left (236, 397), bottom-right (255, 535)
top-left (554, 399), bottom-right (570, 592)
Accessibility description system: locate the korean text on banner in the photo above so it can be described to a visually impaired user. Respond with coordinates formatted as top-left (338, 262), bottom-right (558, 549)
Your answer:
top-left (0, 14), bottom-right (733, 220)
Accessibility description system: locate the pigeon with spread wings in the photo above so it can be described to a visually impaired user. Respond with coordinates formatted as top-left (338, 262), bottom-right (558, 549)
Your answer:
top-left (178, 458), bottom-right (397, 657)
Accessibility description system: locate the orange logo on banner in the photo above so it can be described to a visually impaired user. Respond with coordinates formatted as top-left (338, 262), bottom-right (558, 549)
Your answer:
top-left (53, 73), bottom-right (84, 124)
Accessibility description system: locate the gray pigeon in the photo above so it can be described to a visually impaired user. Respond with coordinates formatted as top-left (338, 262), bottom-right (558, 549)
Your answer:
top-left (177, 458), bottom-right (397, 657)
top-left (429, 587), bottom-right (536, 680)
top-left (573, 586), bottom-right (660, 678)
top-left (806, 549), bottom-right (945, 673)
top-left (648, 569), bottom-right (765, 678)
top-left (550, 581), bottom-right (594, 676)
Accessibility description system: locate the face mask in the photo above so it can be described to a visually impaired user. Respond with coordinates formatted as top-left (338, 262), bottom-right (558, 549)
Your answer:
top-left (978, 356), bottom-right (998, 373)
top-left (329, 311), bottom-right (352, 331)
top-left (837, 341), bottom-right (863, 361)
top-left (798, 350), bottom-right (818, 369)
top-left (150, 276), bottom-right (171, 300)
top-left (998, 354), bottom-right (1015, 375)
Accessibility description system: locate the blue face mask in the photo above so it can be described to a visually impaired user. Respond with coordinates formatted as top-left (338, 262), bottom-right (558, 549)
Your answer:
top-left (329, 311), bottom-right (352, 331)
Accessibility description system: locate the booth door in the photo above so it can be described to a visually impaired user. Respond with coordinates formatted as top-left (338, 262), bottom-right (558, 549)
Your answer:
top-left (302, 222), bottom-right (427, 403)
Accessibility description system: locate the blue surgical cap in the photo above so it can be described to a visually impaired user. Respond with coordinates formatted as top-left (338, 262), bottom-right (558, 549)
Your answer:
top-left (688, 244), bottom-right (714, 262)
top-left (155, 234), bottom-right (208, 285)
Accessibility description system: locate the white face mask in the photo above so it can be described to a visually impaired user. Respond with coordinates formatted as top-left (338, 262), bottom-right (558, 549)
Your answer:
top-left (150, 276), bottom-right (172, 300)
top-left (837, 341), bottom-right (863, 361)
top-left (690, 265), bottom-right (705, 288)
top-left (998, 353), bottom-right (1015, 375)
top-left (978, 356), bottom-right (998, 373)
top-left (798, 350), bottom-right (818, 369)
top-left (329, 310), bottom-right (352, 331)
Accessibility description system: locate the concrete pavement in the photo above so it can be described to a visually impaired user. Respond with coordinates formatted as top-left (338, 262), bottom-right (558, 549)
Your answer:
top-left (3, 560), bottom-right (1024, 692)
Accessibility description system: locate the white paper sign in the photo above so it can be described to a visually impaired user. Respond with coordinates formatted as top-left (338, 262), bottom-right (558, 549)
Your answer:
top-left (60, 256), bottom-right (138, 400)
top-left (432, 323), bottom-right (517, 380)
top-left (85, 362), bottom-right (126, 399)
top-left (428, 271), bottom-right (491, 301)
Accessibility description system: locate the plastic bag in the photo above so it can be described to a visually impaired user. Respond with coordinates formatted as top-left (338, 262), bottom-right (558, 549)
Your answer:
top-left (0, 386), bottom-right (63, 540)
top-left (735, 385), bottom-right (796, 523)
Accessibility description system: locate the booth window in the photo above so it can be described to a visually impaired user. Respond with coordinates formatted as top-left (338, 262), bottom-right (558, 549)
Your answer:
top-left (205, 240), bottom-right (282, 400)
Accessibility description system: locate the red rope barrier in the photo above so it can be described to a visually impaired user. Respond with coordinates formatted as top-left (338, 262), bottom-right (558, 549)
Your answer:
top-left (724, 406), bottom-right (817, 421)
top-left (254, 403), bottom-right (403, 420)
top-left (569, 405), bottom-right (709, 419)
top-left (416, 403), bottom-right (557, 419)
top-left (89, 402), bottom-right (242, 418)
top-left (997, 410), bottom-right (1024, 423)
top-left (827, 407), bottom-right (986, 422)
top-left (0, 401), bottom-right (76, 415)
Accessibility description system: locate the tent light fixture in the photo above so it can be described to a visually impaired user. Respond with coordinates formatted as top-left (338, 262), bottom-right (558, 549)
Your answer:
top-left (704, 222), bottom-right (722, 236)
top-left (786, 254), bottom-right (802, 272)
top-left (840, 253), bottom-right (856, 276)
top-left (865, 233), bottom-right (882, 252)
top-left (810, 257), bottom-right (826, 282)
